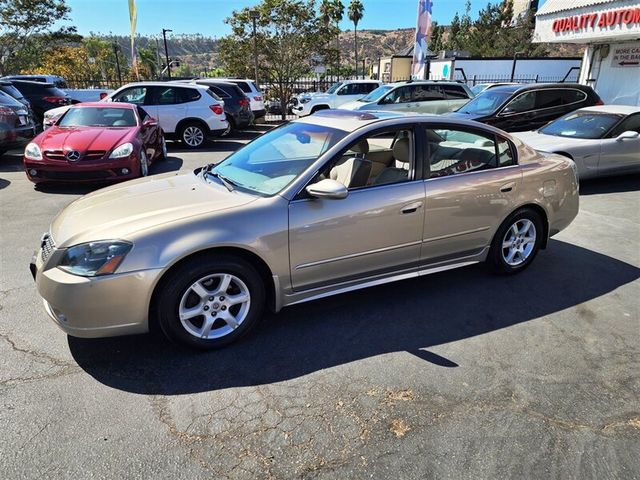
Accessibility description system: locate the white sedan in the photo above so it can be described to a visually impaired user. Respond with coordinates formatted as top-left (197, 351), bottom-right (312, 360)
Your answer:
top-left (514, 105), bottom-right (640, 180)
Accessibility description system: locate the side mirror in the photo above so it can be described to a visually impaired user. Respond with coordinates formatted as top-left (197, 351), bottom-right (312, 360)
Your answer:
top-left (143, 118), bottom-right (158, 128)
top-left (616, 130), bottom-right (639, 141)
top-left (306, 179), bottom-right (348, 200)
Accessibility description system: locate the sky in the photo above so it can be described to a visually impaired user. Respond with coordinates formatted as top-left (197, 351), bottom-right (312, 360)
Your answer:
top-left (61, 0), bottom-right (548, 37)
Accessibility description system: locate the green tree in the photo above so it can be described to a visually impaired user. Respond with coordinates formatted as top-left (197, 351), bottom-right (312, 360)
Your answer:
top-left (0, 0), bottom-right (78, 75)
top-left (446, 0), bottom-right (471, 52)
top-left (429, 21), bottom-right (445, 55)
top-left (219, 0), bottom-right (331, 119)
top-left (138, 45), bottom-right (159, 79)
top-left (319, 0), bottom-right (343, 75)
top-left (347, 0), bottom-right (364, 77)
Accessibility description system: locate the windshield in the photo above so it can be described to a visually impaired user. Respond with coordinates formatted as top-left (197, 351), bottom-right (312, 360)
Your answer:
top-left (359, 85), bottom-right (393, 102)
top-left (326, 82), bottom-right (344, 94)
top-left (539, 112), bottom-right (622, 139)
top-left (209, 122), bottom-right (347, 195)
top-left (470, 84), bottom-right (489, 96)
top-left (58, 107), bottom-right (137, 127)
top-left (458, 90), bottom-right (512, 115)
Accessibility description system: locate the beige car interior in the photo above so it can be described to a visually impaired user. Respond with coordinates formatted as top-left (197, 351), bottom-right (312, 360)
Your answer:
top-left (326, 129), bottom-right (414, 189)
top-left (426, 129), bottom-right (503, 177)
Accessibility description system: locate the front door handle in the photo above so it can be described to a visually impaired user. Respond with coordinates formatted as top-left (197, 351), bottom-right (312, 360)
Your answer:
top-left (401, 201), bottom-right (423, 214)
top-left (500, 182), bottom-right (516, 193)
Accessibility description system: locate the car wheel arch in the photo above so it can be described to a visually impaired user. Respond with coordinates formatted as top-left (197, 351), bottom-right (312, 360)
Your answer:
top-left (310, 104), bottom-right (330, 114)
top-left (554, 151), bottom-right (574, 161)
top-left (494, 202), bottom-right (550, 250)
top-left (175, 117), bottom-right (210, 136)
top-left (148, 246), bottom-right (277, 332)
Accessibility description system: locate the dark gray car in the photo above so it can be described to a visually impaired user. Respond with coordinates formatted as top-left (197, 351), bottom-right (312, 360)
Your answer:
top-left (195, 80), bottom-right (254, 136)
top-left (0, 89), bottom-right (35, 155)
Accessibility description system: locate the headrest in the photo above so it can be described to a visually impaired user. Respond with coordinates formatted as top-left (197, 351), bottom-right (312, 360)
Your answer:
top-left (351, 139), bottom-right (369, 155)
top-left (393, 137), bottom-right (410, 163)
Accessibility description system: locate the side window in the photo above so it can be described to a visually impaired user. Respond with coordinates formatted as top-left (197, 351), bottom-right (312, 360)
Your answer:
top-left (113, 86), bottom-right (148, 105)
top-left (382, 86), bottom-right (413, 104)
top-left (562, 89), bottom-right (587, 105)
top-left (426, 127), bottom-right (512, 178)
top-left (443, 85), bottom-right (470, 100)
top-left (413, 85), bottom-right (444, 102)
top-left (536, 89), bottom-right (564, 109)
top-left (176, 87), bottom-right (201, 103)
top-left (360, 83), bottom-right (378, 94)
top-left (318, 128), bottom-right (414, 189)
top-left (503, 91), bottom-right (536, 114)
top-left (136, 106), bottom-right (150, 122)
top-left (155, 87), bottom-right (177, 105)
top-left (609, 114), bottom-right (640, 137)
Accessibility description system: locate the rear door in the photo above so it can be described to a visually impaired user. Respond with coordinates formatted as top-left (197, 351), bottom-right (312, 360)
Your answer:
top-left (412, 85), bottom-right (449, 113)
top-left (145, 86), bottom-right (190, 134)
top-left (442, 84), bottom-right (472, 112)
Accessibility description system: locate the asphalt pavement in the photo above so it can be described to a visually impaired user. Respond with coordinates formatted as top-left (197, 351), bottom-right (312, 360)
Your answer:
top-left (1, 133), bottom-right (639, 479)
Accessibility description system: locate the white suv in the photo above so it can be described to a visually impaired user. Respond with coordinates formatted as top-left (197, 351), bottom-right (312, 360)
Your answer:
top-left (216, 78), bottom-right (266, 120)
top-left (108, 82), bottom-right (227, 148)
top-left (292, 80), bottom-right (381, 117)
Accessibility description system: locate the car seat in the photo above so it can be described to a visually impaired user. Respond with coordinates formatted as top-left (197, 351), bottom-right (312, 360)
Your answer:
top-left (373, 137), bottom-right (411, 185)
top-left (329, 139), bottom-right (372, 188)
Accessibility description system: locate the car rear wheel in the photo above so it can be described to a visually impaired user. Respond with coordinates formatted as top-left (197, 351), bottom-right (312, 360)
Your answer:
top-left (180, 122), bottom-right (206, 149)
top-left (155, 254), bottom-right (265, 349)
top-left (487, 208), bottom-right (543, 274)
top-left (221, 115), bottom-right (234, 137)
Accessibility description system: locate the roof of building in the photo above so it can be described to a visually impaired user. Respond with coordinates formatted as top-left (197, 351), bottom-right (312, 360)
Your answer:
top-left (536, 0), bottom-right (620, 16)
top-left (397, 45), bottom-right (436, 57)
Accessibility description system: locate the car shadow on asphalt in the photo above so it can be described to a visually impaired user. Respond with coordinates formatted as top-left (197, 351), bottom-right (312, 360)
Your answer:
top-left (67, 239), bottom-right (640, 395)
top-left (579, 174), bottom-right (640, 195)
top-left (0, 178), bottom-right (10, 190)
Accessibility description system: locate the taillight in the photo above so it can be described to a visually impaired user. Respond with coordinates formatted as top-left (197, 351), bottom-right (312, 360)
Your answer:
top-left (43, 96), bottom-right (68, 105)
top-left (239, 98), bottom-right (250, 107)
top-left (253, 96), bottom-right (262, 101)
top-left (595, 99), bottom-right (604, 105)
top-left (209, 105), bottom-right (224, 115)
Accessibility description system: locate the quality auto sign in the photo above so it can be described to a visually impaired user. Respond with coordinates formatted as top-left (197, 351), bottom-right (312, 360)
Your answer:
top-left (610, 42), bottom-right (640, 68)
top-left (552, 7), bottom-right (640, 33)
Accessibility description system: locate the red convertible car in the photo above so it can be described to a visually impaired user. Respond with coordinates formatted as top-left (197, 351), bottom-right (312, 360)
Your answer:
top-left (23, 102), bottom-right (166, 184)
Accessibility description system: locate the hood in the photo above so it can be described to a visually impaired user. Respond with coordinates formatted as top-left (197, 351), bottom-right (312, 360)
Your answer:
top-left (50, 171), bottom-right (258, 247)
top-left (512, 131), bottom-right (590, 153)
top-left (39, 126), bottom-right (133, 154)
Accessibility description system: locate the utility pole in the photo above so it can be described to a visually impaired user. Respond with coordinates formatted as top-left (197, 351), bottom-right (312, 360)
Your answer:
top-left (162, 28), bottom-right (173, 79)
top-left (510, 51), bottom-right (525, 82)
top-left (113, 42), bottom-right (122, 84)
top-left (250, 10), bottom-right (260, 87)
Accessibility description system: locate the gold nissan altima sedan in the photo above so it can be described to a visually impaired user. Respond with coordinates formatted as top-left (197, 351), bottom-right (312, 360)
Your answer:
top-left (31, 110), bottom-right (579, 349)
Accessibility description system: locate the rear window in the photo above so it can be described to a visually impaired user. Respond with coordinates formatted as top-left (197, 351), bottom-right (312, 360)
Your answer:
top-left (1, 84), bottom-right (25, 100)
top-left (443, 84), bottom-right (470, 100)
top-left (44, 86), bottom-right (68, 98)
top-left (234, 81), bottom-right (252, 93)
top-left (0, 91), bottom-right (22, 107)
top-left (562, 89), bottom-right (587, 104)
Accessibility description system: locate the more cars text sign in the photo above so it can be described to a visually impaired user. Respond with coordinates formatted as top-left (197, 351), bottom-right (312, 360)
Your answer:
top-left (611, 42), bottom-right (640, 68)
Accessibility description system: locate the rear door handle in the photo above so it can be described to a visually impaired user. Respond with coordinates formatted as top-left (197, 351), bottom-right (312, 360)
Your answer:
top-left (401, 201), bottom-right (423, 214)
top-left (500, 182), bottom-right (516, 193)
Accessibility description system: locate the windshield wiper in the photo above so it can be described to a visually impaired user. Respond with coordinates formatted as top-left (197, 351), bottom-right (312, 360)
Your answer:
top-left (204, 169), bottom-right (236, 192)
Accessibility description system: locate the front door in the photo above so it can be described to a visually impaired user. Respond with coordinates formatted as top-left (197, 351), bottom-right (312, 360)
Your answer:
top-left (600, 113), bottom-right (640, 175)
top-left (288, 126), bottom-right (425, 291)
top-left (421, 125), bottom-right (522, 261)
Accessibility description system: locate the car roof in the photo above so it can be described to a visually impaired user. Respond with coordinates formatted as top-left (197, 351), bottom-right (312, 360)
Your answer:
top-left (578, 105), bottom-right (640, 115)
top-left (388, 80), bottom-right (467, 87)
top-left (489, 83), bottom-right (589, 94)
top-left (8, 79), bottom-right (57, 87)
top-left (119, 81), bottom-right (206, 90)
top-left (70, 102), bottom-right (136, 109)
top-left (342, 79), bottom-right (380, 84)
top-left (294, 109), bottom-right (426, 132)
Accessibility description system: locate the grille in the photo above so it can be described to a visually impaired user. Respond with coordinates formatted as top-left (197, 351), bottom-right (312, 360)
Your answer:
top-left (41, 233), bottom-right (56, 263)
top-left (42, 170), bottom-right (110, 180)
top-left (43, 150), bottom-right (107, 161)
top-left (44, 150), bottom-right (65, 160)
top-left (84, 150), bottom-right (107, 160)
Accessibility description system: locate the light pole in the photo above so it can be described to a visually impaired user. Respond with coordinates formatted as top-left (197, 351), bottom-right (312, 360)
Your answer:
top-left (162, 28), bottom-right (173, 79)
top-left (112, 42), bottom-right (122, 84)
top-left (510, 51), bottom-right (525, 82)
top-left (250, 10), bottom-right (259, 87)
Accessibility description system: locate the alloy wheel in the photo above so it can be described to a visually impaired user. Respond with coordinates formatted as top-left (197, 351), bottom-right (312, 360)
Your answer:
top-left (183, 126), bottom-right (204, 147)
top-left (178, 273), bottom-right (251, 340)
top-left (501, 219), bottom-right (536, 266)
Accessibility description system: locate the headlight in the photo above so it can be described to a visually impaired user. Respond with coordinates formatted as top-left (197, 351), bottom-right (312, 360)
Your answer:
top-left (58, 241), bottom-right (132, 277)
top-left (24, 143), bottom-right (42, 161)
top-left (109, 143), bottom-right (134, 159)
top-left (300, 98), bottom-right (311, 104)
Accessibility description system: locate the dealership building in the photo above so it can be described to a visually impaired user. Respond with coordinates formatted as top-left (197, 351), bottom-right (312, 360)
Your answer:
top-left (534, 0), bottom-right (640, 105)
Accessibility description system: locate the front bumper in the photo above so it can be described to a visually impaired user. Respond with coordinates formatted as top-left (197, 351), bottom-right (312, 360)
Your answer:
top-left (24, 155), bottom-right (139, 184)
top-left (31, 243), bottom-right (163, 338)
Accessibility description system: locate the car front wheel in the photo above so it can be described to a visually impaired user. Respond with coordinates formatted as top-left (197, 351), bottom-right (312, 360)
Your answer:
top-left (155, 254), bottom-right (265, 349)
top-left (488, 208), bottom-right (543, 274)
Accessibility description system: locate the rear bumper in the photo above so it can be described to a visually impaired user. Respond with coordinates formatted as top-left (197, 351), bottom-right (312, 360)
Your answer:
top-left (0, 125), bottom-right (36, 150)
top-left (252, 109), bottom-right (266, 119)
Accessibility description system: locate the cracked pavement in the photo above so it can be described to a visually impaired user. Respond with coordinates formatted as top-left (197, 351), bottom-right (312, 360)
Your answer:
top-left (1, 141), bottom-right (639, 479)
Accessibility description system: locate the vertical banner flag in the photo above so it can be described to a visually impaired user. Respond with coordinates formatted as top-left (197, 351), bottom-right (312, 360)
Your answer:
top-left (411, 0), bottom-right (432, 79)
top-left (128, 0), bottom-right (139, 78)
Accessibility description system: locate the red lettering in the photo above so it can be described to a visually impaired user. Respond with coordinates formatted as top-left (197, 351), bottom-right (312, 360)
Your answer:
top-left (633, 8), bottom-right (640, 23)
top-left (605, 12), bottom-right (615, 26)
top-left (590, 14), bottom-right (598, 27)
top-left (598, 13), bottom-right (607, 27)
top-left (622, 9), bottom-right (634, 24)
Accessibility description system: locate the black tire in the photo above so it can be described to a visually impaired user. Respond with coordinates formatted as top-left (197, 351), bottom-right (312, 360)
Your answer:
top-left (221, 115), bottom-right (234, 137)
top-left (487, 208), bottom-right (544, 275)
top-left (158, 135), bottom-right (168, 161)
top-left (139, 149), bottom-right (149, 177)
top-left (179, 122), bottom-right (207, 149)
top-left (155, 254), bottom-right (266, 349)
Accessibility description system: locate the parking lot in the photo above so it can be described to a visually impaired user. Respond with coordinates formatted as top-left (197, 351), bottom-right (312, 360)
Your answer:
top-left (1, 132), bottom-right (639, 479)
